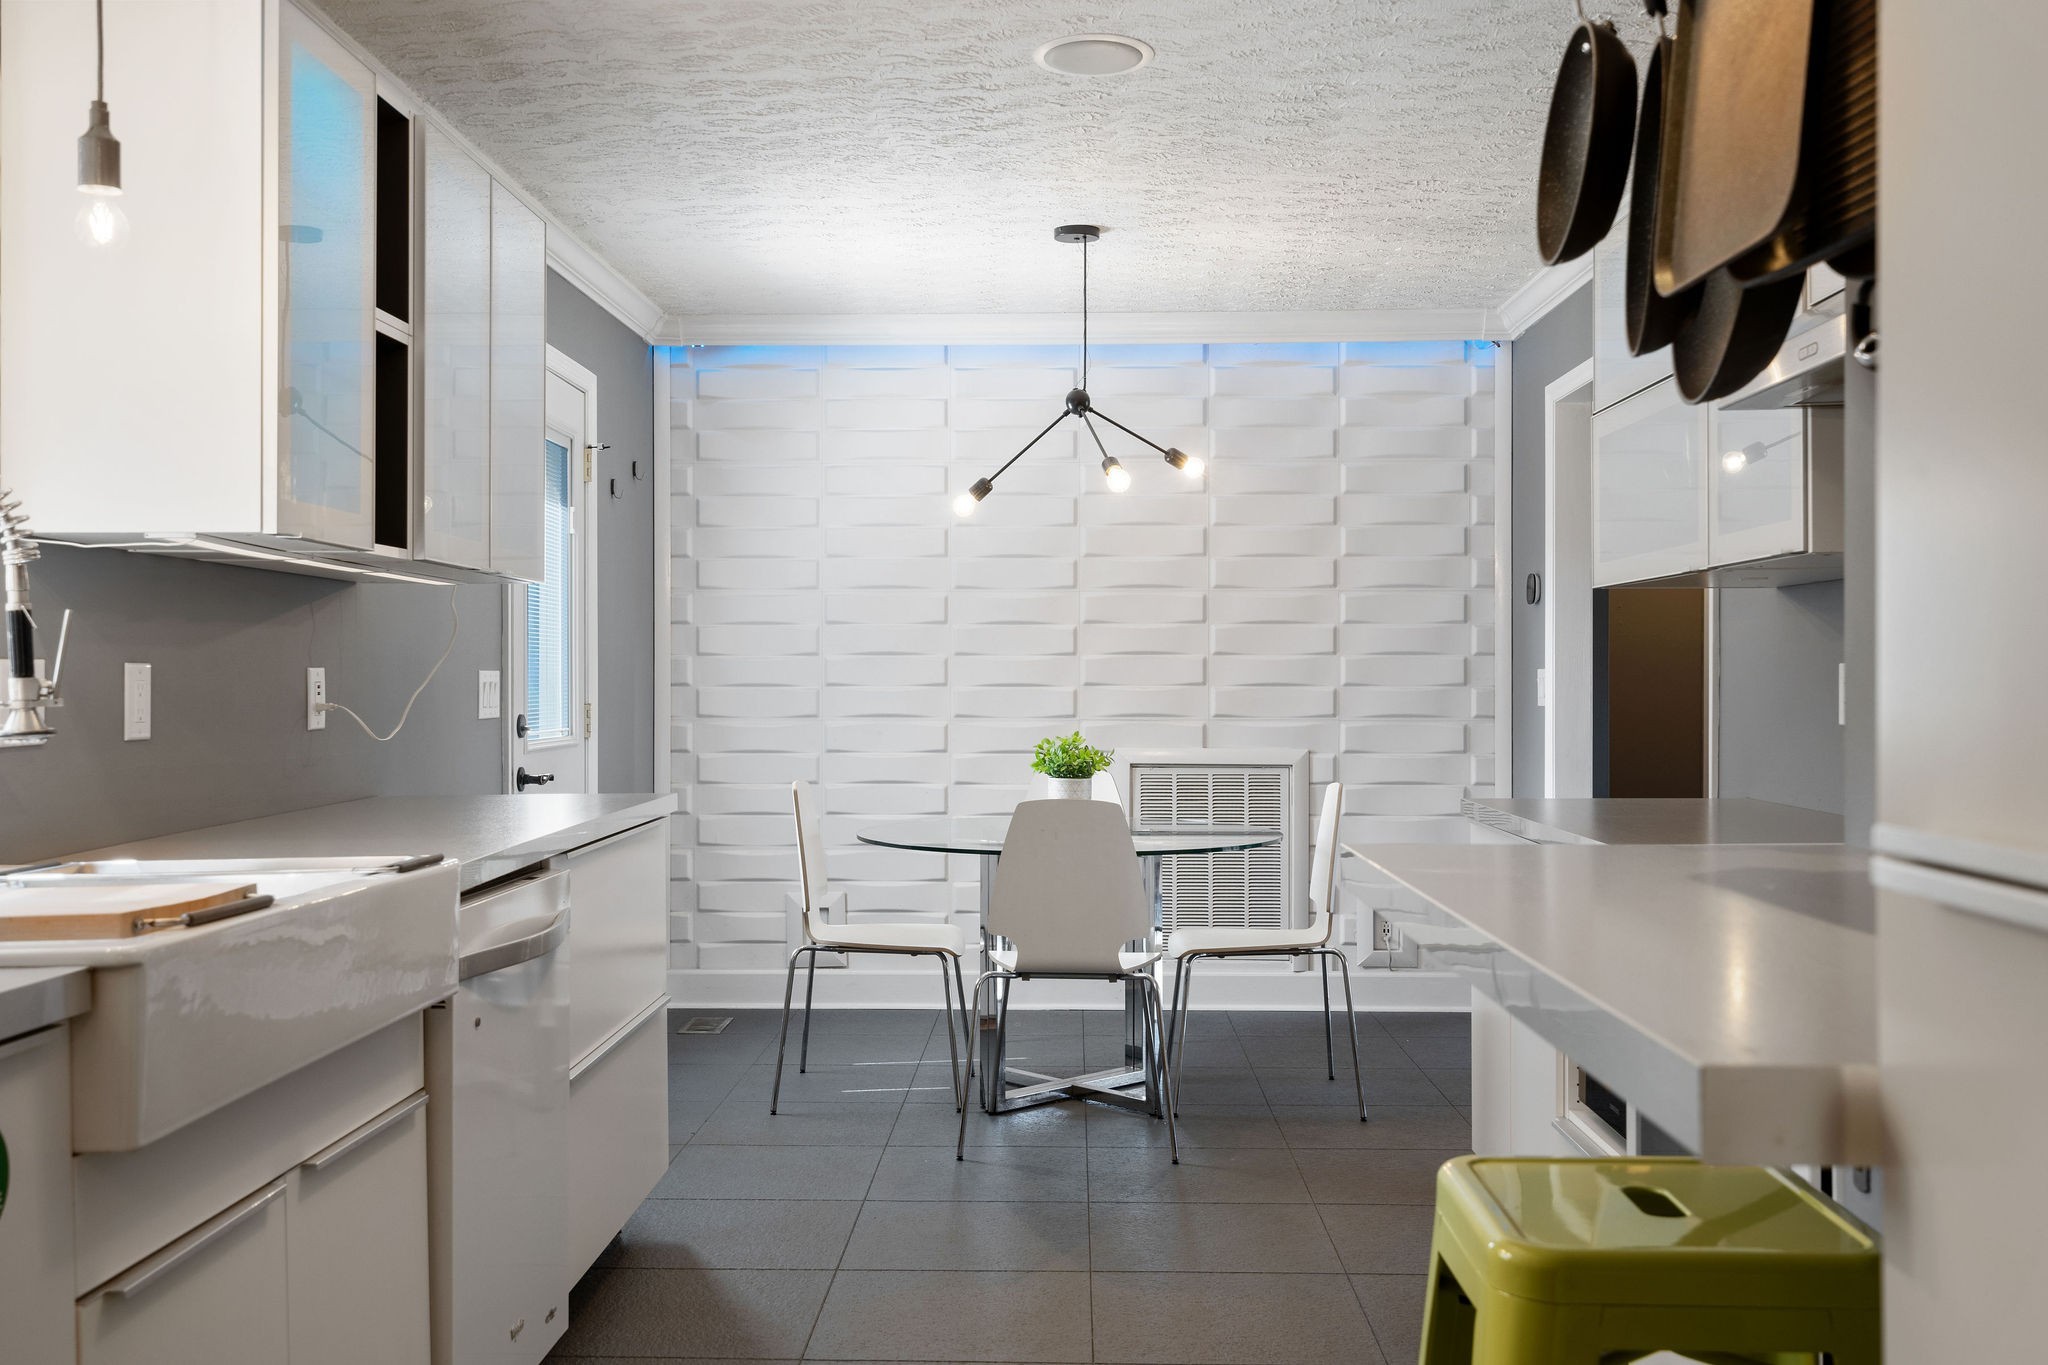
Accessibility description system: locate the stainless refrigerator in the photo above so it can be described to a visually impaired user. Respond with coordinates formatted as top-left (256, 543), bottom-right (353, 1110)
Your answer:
top-left (1868, 2), bottom-right (2048, 1357)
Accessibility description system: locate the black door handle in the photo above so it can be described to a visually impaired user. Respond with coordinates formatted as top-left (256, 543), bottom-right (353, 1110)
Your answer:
top-left (516, 767), bottom-right (556, 792)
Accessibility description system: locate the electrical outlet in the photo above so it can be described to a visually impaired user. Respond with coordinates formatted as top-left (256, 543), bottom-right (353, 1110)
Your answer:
top-left (122, 663), bottom-right (151, 741)
top-left (478, 670), bottom-right (501, 720)
top-left (306, 667), bottom-right (327, 731)
top-left (1375, 912), bottom-right (1401, 954)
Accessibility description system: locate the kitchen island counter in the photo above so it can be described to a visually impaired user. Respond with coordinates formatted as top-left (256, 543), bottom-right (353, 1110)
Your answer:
top-left (0, 965), bottom-right (89, 1042)
top-left (1349, 840), bottom-right (1876, 1164)
top-left (64, 793), bottom-right (676, 893)
top-left (1462, 796), bottom-right (1845, 847)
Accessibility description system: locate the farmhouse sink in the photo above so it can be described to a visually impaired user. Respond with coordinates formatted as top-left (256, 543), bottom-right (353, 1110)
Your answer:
top-left (0, 857), bottom-right (458, 1150)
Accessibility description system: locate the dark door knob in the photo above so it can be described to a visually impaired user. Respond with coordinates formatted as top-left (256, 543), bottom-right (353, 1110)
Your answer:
top-left (515, 714), bottom-right (529, 739)
top-left (516, 767), bottom-right (556, 792)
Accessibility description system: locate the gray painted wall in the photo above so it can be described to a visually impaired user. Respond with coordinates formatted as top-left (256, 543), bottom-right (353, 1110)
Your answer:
top-left (1715, 580), bottom-right (1846, 813)
top-left (546, 270), bottom-right (655, 793)
top-left (0, 549), bottom-right (504, 864)
top-left (1507, 285), bottom-right (1592, 796)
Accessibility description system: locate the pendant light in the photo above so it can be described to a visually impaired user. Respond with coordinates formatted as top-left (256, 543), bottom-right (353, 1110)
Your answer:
top-left (74, 0), bottom-right (129, 249)
top-left (953, 226), bottom-right (1203, 517)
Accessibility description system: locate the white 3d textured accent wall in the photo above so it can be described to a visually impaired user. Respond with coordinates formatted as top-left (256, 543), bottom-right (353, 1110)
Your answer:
top-left (667, 341), bottom-right (1497, 1000)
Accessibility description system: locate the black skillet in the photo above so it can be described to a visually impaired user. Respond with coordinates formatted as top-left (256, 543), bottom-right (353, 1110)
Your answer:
top-left (1625, 9), bottom-right (1697, 355)
top-left (1535, 2), bottom-right (1640, 265)
top-left (1670, 266), bottom-right (1805, 403)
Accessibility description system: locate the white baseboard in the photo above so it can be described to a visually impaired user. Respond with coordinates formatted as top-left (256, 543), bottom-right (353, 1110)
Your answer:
top-left (665, 965), bottom-right (1466, 1013)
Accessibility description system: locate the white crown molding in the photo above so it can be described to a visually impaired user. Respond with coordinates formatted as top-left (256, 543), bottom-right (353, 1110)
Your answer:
top-left (1494, 258), bottom-right (1595, 338)
top-left (654, 308), bottom-right (1503, 347)
top-left (295, 0), bottom-right (666, 341)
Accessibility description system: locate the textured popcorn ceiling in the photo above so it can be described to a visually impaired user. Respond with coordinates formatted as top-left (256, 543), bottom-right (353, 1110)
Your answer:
top-left (320, 0), bottom-right (1567, 317)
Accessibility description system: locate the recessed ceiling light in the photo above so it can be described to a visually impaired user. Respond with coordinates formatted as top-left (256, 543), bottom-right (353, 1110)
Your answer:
top-left (1034, 34), bottom-right (1154, 77)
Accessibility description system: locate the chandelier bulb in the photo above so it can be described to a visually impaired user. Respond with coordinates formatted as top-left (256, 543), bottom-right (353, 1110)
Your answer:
top-left (1164, 448), bottom-right (1204, 479)
top-left (1102, 457), bottom-right (1132, 493)
top-left (954, 477), bottom-right (994, 517)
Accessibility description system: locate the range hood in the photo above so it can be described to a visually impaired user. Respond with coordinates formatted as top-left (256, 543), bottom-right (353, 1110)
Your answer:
top-left (1721, 314), bottom-right (1849, 411)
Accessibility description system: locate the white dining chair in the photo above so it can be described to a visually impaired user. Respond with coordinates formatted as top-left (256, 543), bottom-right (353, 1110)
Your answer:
top-left (771, 781), bottom-right (973, 1114)
top-left (959, 798), bottom-right (1179, 1161)
top-left (1165, 783), bottom-right (1366, 1121)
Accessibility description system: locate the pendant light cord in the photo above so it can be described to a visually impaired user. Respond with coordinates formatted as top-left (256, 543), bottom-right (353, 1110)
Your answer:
top-left (1081, 237), bottom-right (1090, 390)
top-left (95, 0), bottom-right (105, 101)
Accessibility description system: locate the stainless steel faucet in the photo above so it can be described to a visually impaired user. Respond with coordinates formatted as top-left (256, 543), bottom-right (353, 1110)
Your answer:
top-left (0, 491), bottom-right (69, 747)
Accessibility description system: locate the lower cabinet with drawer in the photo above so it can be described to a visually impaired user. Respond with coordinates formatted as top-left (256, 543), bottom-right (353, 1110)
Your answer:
top-left (73, 1016), bottom-right (432, 1365)
top-left (568, 996), bottom-right (669, 1276)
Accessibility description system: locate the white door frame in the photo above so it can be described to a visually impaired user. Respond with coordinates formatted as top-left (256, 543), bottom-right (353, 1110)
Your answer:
top-left (1543, 359), bottom-right (1596, 797)
top-left (1491, 341), bottom-right (1514, 798)
top-left (505, 345), bottom-right (602, 791)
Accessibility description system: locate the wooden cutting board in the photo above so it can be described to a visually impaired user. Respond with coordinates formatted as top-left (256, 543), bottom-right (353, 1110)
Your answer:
top-left (0, 882), bottom-right (260, 940)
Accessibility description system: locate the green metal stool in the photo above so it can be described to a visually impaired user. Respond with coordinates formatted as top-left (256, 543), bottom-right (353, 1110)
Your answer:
top-left (1419, 1156), bottom-right (1879, 1365)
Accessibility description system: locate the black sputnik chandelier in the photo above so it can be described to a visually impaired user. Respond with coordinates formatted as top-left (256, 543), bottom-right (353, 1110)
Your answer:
top-left (952, 225), bottom-right (1204, 517)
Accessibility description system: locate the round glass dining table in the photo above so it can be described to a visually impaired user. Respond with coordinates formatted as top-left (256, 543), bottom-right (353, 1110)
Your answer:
top-left (856, 816), bottom-right (1280, 1115)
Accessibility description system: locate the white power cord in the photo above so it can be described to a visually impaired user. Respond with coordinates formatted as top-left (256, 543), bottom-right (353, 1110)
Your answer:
top-left (319, 584), bottom-right (460, 743)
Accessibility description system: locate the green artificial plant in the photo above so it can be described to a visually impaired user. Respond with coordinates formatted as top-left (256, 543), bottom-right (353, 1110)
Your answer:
top-left (1031, 731), bottom-right (1115, 781)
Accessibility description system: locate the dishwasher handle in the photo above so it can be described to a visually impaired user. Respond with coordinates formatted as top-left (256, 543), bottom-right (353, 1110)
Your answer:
top-left (458, 908), bottom-right (569, 980)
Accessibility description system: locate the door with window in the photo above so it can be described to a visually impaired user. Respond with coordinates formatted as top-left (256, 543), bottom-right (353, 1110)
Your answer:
top-left (509, 351), bottom-right (598, 793)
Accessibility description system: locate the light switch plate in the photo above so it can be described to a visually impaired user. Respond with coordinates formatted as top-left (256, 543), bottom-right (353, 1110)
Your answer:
top-left (478, 670), bottom-right (501, 720)
top-left (307, 667), bottom-right (327, 731)
top-left (123, 663), bottom-right (151, 741)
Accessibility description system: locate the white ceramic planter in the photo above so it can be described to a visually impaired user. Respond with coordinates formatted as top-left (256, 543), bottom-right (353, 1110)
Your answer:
top-left (1046, 777), bottom-right (1095, 800)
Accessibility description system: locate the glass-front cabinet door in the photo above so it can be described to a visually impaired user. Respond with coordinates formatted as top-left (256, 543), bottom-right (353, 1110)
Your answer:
top-left (418, 124), bottom-right (493, 570)
top-left (275, 3), bottom-right (376, 549)
top-left (1592, 376), bottom-right (1709, 586)
top-left (1708, 405), bottom-right (1808, 565)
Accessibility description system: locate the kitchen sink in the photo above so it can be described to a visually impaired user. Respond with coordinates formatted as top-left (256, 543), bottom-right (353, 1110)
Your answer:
top-left (0, 857), bottom-right (459, 1150)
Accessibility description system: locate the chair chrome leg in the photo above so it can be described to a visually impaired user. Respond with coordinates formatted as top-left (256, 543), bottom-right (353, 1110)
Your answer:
top-left (770, 945), bottom-right (812, 1114)
top-left (958, 970), bottom-right (1007, 1159)
top-left (937, 954), bottom-right (963, 1113)
top-left (1172, 955), bottom-right (1198, 1117)
top-left (1321, 952), bottom-right (1335, 1080)
top-left (1330, 948), bottom-right (1368, 1122)
top-left (798, 949), bottom-right (819, 1072)
top-left (1139, 974), bottom-right (1179, 1163)
top-left (951, 953), bottom-right (974, 1100)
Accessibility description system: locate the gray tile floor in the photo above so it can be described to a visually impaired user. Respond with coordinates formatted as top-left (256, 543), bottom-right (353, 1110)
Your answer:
top-left (546, 1005), bottom-right (1471, 1364)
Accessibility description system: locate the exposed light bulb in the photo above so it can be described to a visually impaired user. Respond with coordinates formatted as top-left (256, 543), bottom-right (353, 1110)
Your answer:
top-left (954, 477), bottom-right (994, 517)
top-left (74, 192), bottom-right (129, 248)
top-left (1164, 448), bottom-right (1204, 479)
top-left (1722, 449), bottom-right (1748, 474)
top-left (1102, 457), bottom-right (1132, 493)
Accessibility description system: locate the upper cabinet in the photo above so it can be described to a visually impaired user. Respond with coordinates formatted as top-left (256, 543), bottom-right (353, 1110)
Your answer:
top-left (1593, 377), bottom-right (1709, 587)
top-left (1591, 213), bottom-right (1673, 415)
top-left (0, 0), bottom-right (549, 584)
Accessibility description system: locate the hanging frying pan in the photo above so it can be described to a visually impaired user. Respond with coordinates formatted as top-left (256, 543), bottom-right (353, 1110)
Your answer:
top-left (1670, 267), bottom-right (1805, 404)
top-left (1624, 6), bottom-right (1697, 356)
top-left (1535, 2), bottom-right (1639, 265)
top-left (1726, 0), bottom-right (1877, 284)
top-left (1653, 0), bottom-right (1814, 294)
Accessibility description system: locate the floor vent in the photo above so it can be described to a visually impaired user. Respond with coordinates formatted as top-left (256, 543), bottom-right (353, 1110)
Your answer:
top-left (676, 1016), bottom-right (733, 1034)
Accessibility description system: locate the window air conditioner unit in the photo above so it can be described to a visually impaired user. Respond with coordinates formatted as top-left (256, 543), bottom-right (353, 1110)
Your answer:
top-left (1115, 750), bottom-right (1312, 937)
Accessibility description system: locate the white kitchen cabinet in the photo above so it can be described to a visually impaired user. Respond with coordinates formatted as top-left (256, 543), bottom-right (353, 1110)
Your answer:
top-left (568, 999), bottom-right (669, 1276)
top-left (1591, 213), bottom-right (1673, 414)
top-left (0, 0), bottom-right (376, 551)
top-left (1592, 376), bottom-right (1710, 586)
top-left (77, 1180), bottom-right (293, 1365)
top-left (490, 184), bottom-right (548, 583)
top-left (1708, 405), bottom-right (1844, 567)
top-left (287, 1093), bottom-right (433, 1365)
top-left (556, 819), bottom-right (670, 1065)
top-left (419, 124), bottom-right (495, 572)
top-left (0, 1025), bottom-right (75, 1365)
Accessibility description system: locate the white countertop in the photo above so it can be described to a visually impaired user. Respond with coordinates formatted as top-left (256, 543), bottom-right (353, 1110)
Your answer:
top-left (1348, 840), bottom-right (1877, 1163)
top-left (69, 793), bottom-right (677, 894)
top-left (0, 965), bottom-right (90, 1043)
top-left (1463, 797), bottom-right (1845, 847)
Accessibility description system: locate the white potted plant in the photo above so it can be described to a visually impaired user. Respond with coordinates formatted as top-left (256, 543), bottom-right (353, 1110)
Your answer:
top-left (1031, 731), bottom-right (1114, 800)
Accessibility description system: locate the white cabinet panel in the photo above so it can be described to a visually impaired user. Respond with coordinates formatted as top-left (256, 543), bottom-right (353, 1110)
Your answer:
top-left (286, 1093), bottom-right (432, 1365)
top-left (556, 819), bottom-right (670, 1064)
top-left (1591, 217), bottom-right (1673, 414)
top-left (490, 184), bottom-right (548, 582)
top-left (419, 124), bottom-right (494, 571)
top-left (1593, 376), bottom-right (1709, 586)
top-left (77, 1181), bottom-right (291, 1365)
top-left (1709, 405), bottom-right (1808, 563)
top-left (0, 1026), bottom-right (74, 1365)
top-left (275, 3), bottom-right (377, 549)
top-left (568, 1001), bottom-right (669, 1276)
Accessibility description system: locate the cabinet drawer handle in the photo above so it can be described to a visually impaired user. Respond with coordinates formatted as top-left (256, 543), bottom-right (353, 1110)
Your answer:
top-left (301, 1090), bottom-right (428, 1172)
top-left (570, 994), bottom-right (669, 1081)
top-left (102, 1180), bottom-right (285, 1300)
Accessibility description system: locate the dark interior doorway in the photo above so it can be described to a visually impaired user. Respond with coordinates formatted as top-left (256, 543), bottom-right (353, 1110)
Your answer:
top-left (1595, 587), bottom-right (1707, 798)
